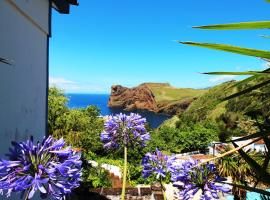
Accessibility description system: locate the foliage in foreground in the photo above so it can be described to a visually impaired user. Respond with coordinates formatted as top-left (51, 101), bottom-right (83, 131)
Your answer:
top-left (179, 1), bottom-right (270, 196)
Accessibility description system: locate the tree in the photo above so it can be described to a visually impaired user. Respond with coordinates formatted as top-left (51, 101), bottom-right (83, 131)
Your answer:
top-left (48, 87), bottom-right (68, 134)
top-left (217, 147), bottom-right (264, 200)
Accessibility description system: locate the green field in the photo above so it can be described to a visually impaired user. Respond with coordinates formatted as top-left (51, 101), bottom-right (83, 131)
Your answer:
top-left (145, 83), bottom-right (207, 103)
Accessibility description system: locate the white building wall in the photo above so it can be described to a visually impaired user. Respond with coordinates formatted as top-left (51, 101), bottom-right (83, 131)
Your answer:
top-left (0, 0), bottom-right (49, 157)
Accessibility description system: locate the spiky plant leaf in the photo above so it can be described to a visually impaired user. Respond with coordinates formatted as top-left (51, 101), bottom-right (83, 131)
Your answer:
top-left (229, 75), bottom-right (260, 88)
top-left (232, 141), bottom-right (270, 185)
top-left (203, 71), bottom-right (270, 76)
top-left (193, 21), bottom-right (270, 30)
top-left (230, 131), bottom-right (270, 143)
top-left (179, 42), bottom-right (270, 59)
top-left (228, 68), bottom-right (270, 88)
top-left (222, 79), bottom-right (270, 101)
top-left (197, 137), bottom-right (262, 167)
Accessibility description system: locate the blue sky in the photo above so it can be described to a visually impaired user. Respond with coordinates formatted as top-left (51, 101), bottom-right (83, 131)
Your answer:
top-left (49, 0), bottom-right (270, 93)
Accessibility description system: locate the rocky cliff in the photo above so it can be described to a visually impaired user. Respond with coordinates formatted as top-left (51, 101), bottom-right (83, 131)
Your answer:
top-left (108, 84), bottom-right (158, 112)
top-left (108, 83), bottom-right (201, 115)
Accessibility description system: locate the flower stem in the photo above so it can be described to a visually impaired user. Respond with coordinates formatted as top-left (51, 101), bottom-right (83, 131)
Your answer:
top-left (160, 180), bottom-right (166, 200)
top-left (24, 189), bottom-right (30, 200)
top-left (121, 146), bottom-right (128, 200)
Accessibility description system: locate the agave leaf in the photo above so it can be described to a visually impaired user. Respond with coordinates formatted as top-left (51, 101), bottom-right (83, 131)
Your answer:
top-left (179, 42), bottom-right (270, 59)
top-left (193, 21), bottom-right (270, 30)
top-left (219, 182), bottom-right (270, 196)
top-left (229, 68), bottom-right (270, 88)
top-left (232, 141), bottom-right (270, 185)
top-left (229, 131), bottom-right (270, 143)
top-left (197, 137), bottom-right (262, 167)
top-left (230, 75), bottom-right (259, 88)
top-left (222, 78), bottom-right (270, 101)
top-left (203, 71), bottom-right (270, 76)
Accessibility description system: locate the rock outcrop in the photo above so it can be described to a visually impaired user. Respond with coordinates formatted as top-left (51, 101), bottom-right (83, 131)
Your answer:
top-left (108, 84), bottom-right (158, 112)
top-left (108, 83), bottom-right (196, 115)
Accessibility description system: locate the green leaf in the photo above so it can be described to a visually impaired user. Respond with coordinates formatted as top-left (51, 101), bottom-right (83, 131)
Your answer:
top-left (229, 68), bottom-right (270, 88)
top-left (229, 131), bottom-right (270, 143)
top-left (230, 75), bottom-right (259, 88)
top-left (179, 42), bottom-right (270, 59)
top-left (203, 71), bottom-right (270, 76)
top-left (222, 78), bottom-right (270, 101)
top-left (193, 21), bottom-right (270, 30)
top-left (232, 141), bottom-right (270, 185)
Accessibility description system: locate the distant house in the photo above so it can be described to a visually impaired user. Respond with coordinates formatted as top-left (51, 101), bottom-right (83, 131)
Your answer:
top-left (252, 138), bottom-right (267, 152)
top-left (0, 0), bottom-right (77, 157)
top-left (208, 137), bottom-right (267, 156)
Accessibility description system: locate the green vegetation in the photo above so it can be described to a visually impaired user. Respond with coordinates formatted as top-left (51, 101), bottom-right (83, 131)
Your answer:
top-left (149, 121), bottom-right (218, 154)
top-left (48, 87), bottom-right (105, 157)
top-left (48, 87), bottom-right (153, 187)
top-left (179, 3), bottom-right (270, 196)
top-left (145, 82), bottom-right (206, 103)
top-left (155, 75), bottom-right (269, 143)
top-left (48, 73), bottom-right (270, 192)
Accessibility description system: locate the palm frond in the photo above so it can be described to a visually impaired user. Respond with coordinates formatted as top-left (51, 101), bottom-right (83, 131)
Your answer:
top-left (179, 42), bottom-right (270, 59)
top-left (196, 137), bottom-right (262, 167)
top-left (232, 141), bottom-right (270, 185)
top-left (229, 131), bottom-right (270, 143)
top-left (194, 21), bottom-right (270, 30)
top-left (222, 79), bottom-right (270, 101)
top-left (203, 71), bottom-right (270, 76)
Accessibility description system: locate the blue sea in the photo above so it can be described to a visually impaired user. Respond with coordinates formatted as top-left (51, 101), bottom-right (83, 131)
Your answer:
top-left (66, 94), bottom-right (171, 128)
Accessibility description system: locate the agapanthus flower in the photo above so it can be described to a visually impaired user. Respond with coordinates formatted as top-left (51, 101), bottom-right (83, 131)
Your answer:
top-left (100, 113), bottom-right (150, 148)
top-left (172, 159), bottom-right (230, 200)
top-left (142, 148), bottom-right (177, 180)
top-left (0, 136), bottom-right (82, 199)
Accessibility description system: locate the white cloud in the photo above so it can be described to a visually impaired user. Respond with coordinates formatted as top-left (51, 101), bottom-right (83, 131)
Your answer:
top-left (208, 75), bottom-right (237, 83)
top-left (49, 76), bottom-right (108, 93)
top-left (49, 77), bottom-right (79, 90)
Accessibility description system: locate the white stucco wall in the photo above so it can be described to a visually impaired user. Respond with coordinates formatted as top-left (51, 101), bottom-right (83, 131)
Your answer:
top-left (0, 0), bottom-right (49, 158)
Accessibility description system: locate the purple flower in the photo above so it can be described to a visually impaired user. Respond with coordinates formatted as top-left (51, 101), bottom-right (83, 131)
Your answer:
top-left (142, 149), bottom-right (177, 180)
top-left (0, 136), bottom-right (82, 199)
top-left (172, 159), bottom-right (230, 200)
top-left (100, 113), bottom-right (150, 148)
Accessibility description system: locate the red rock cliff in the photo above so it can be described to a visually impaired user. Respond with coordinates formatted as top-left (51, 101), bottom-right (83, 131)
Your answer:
top-left (108, 84), bottom-right (158, 112)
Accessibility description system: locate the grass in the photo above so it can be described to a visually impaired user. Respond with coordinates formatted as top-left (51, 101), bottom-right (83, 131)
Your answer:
top-left (145, 83), bottom-right (207, 103)
top-left (158, 116), bottom-right (179, 128)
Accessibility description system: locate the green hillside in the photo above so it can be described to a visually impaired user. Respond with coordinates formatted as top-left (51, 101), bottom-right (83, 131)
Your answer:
top-left (183, 81), bottom-right (236, 121)
top-left (160, 77), bottom-right (270, 129)
top-left (144, 83), bottom-right (207, 103)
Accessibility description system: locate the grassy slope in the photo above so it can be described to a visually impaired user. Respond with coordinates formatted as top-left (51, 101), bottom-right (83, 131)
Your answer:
top-left (184, 81), bottom-right (236, 119)
top-left (145, 83), bottom-right (207, 103)
top-left (159, 81), bottom-right (236, 127)
top-left (159, 115), bottom-right (180, 128)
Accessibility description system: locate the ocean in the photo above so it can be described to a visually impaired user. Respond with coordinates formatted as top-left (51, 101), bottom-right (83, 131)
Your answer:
top-left (66, 93), bottom-right (171, 128)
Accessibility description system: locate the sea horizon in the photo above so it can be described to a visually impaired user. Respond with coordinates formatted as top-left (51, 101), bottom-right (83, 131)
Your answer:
top-left (66, 93), bottom-right (171, 128)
